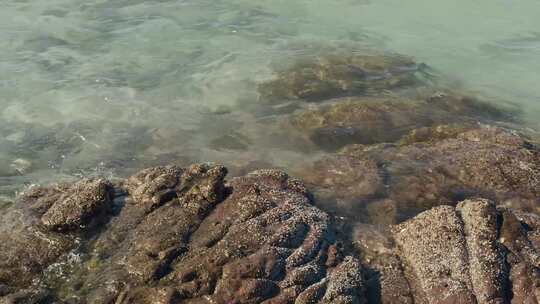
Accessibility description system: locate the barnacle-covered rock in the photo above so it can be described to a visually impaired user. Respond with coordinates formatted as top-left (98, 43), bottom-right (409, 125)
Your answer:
top-left (352, 199), bottom-right (540, 304)
top-left (297, 125), bottom-right (540, 221)
top-left (0, 164), bottom-right (366, 304)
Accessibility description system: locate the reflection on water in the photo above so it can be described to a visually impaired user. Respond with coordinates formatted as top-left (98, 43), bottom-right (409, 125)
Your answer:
top-left (1, 0), bottom-right (539, 201)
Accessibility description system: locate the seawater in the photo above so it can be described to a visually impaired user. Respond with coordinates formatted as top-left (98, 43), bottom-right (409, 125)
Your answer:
top-left (1, 0), bottom-right (540, 200)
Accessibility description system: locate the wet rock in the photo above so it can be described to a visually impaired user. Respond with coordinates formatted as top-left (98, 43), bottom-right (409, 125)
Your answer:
top-left (398, 123), bottom-right (476, 145)
top-left (291, 97), bottom-right (426, 150)
top-left (258, 53), bottom-right (422, 103)
top-left (365, 199), bottom-right (398, 226)
top-left (297, 125), bottom-right (540, 218)
top-left (2, 164), bottom-right (540, 304)
top-left (124, 165), bottom-right (185, 211)
top-left (350, 200), bottom-right (540, 304)
top-left (393, 206), bottom-right (476, 304)
top-left (296, 150), bottom-right (383, 213)
top-left (498, 208), bottom-right (540, 303)
top-left (0, 228), bottom-right (75, 289)
top-left (0, 179), bottom-right (114, 289)
top-left (0, 288), bottom-right (52, 304)
top-left (88, 163), bottom-right (228, 289)
top-left (209, 132), bottom-right (251, 151)
top-left (9, 158), bottom-right (32, 175)
top-left (41, 179), bottom-right (114, 231)
top-left (456, 200), bottom-right (508, 304)
top-left (389, 200), bottom-right (539, 304)
top-left (158, 169), bottom-right (365, 303)
top-left (352, 224), bottom-right (413, 304)
top-left (0, 164), bottom-right (367, 303)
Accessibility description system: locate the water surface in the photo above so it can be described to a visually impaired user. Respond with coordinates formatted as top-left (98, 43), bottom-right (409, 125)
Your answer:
top-left (1, 0), bottom-right (539, 200)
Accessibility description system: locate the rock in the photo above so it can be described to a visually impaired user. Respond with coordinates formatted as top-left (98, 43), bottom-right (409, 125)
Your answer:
top-left (41, 179), bottom-right (114, 231)
top-left (0, 164), bottom-right (366, 303)
top-left (389, 200), bottom-right (539, 304)
top-left (290, 97), bottom-right (427, 150)
top-left (125, 165), bottom-right (186, 211)
top-left (2, 165), bottom-right (540, 304)
top-left (209, 132), bottom-right (251, 151)
top-left (0, 228), bottom-right (75, 289)
top-left (352, 224), bottom-right (413, 304)
top-left (398, 123), bottom-right (477, 145)
top-left (9, 158), bottom-right (32, 175)
top-left (296, 151), bottom-right (383, 214)
top-left (349, 200), bottom-right (540, 304)
top-left (456, 200), bottom-right (507, 304)
top-left (365, 199), bottom-right (398, 226)
top-left (498, 208), bottom-right (540, 303)
top-left (393, 206), bottom-right (476, 304)
top-left (258, 53), bottom-right (422, 103)
top-left (290, 92), bottom-right (511, 151)
top-left (158, 169), bottom-right (365, 303)
top-left (296, 125), bottom-right (540, 219)
top-left (0, 288), bottom-right (52, 304)
top-left (0, 179), bottom-right (114, 288)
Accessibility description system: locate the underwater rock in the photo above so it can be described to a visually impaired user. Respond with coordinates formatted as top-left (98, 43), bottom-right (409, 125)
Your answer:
top-left (296, 125), bottom-right (540, 220)
top-left (209, 132), bottom-right (252, 151)
top-left (290, 92), bottom-right (513, 151)
top-left (258, 53), bottom-right (423, 103)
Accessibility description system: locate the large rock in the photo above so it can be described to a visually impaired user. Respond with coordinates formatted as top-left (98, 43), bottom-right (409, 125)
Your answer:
top-left (290, 92), bottom-right (512, 151)
top-left (297, 125), bottom-right (540, 221)
top-left (352, 199), bottom-right (540, 304)
top-left (40, 179), bottom-right (113, 231)
top-left (0, 179), bottom-right (114, 289)
top-left (0, 164), bottom-right (366, 304)
top-left (2, 165), bottom-right (540, 304)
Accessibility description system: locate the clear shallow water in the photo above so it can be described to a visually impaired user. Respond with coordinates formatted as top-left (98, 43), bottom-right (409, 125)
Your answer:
top-left (1, 0), bottom-right (540, 200)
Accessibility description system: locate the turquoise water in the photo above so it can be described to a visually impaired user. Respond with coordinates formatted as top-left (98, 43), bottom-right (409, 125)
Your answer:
top-left (1, 0), bottom-right (540, 199)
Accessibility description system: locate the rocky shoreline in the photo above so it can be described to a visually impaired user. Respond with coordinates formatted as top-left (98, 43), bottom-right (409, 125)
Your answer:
top-left (0, 161), bottom-right (539, 303)
top-left (1, 49), bottom-right (540, 303)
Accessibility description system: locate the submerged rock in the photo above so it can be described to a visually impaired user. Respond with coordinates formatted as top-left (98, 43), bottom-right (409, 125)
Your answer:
top-left (290, 92), bottom-right (513, 151)
top-left (258, 53), bottom-right (423, 103)
top-left (296, 125), bottom-right (540, 221)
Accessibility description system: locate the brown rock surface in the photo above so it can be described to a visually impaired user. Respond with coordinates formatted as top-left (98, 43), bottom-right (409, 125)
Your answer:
top-left (297, 125), bottom-right (540, 220)
top-left (0, 164), bottom-right (366, 304)
top-left (290, 92), bottom-right (512, 151)
top-left (348, 199), bottom-right (540, 304)
top-left (0, 179), bottom-right (114, 289)
top-left (2, 164), bottom-right (540, 304)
